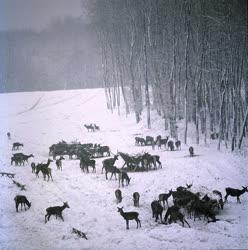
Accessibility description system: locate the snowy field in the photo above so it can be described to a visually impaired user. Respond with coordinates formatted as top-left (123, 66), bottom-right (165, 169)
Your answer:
top-left (0, 88), bottom-right (247, 250)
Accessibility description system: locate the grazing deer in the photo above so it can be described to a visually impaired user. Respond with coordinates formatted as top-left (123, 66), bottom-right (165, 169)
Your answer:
top-left (169, 211), bottom-right (190, 227)
top-left (45, 202), bottom-right (70, 223)
top-left (14, 195), bottom-right (31, 212)
top-left (12, 142), bottom-right (24, 150)
top-left (151, 200), bottom-right (163, 222)
top-left (189, 146), bottom-right (194, 157)
top-left (115, 189), bottom-right (122, 203)
top-left (56, 156), bottom-right (65, 171)
top-left (224, 186), bottom-right (248, 203)
top-left (117, 207), bottom-right (141, 230)
top-left (133, 192), bottom-right (140, 207)
top-left (31, 162), bottom-right (36, 173)
top-left (118, 171), bottom-right (131, 187)
top-left (158, 190), bottom-right (173, 209)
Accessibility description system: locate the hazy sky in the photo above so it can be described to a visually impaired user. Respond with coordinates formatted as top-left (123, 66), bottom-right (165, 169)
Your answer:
top-left (0, 0), bottom-right (82, 31)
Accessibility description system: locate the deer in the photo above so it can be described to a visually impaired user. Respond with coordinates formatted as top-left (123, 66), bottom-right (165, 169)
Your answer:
top-left (189, 146), bottom-right (194, 157)
top-left (21, 154), bottom-right (34, 165)
top-left (115, 189), bottom-right (122, 203)
top-left (213, 190), bottom-right (224, 209)
top-left (56, 156), bottom-right (65, 171)
top-left (158, 190), bottom-right (173, 209)
top-left (84, 124), bottom-right (95, 132)
top-left (45, 202), bottom-right (70, 223)
top-left (164, 206), bottom-right (190, 228)
top-left (118, 171), bottom-right (131, 187)
top-left (35, 159), bottom-right (53, 180)
top-left (224, 186), bottom-right (248, 203)
top-left (105, 165), bottom-right (120, 180)
top-left (175, 140), bottom-right (181, 150)
top-left (167, 140), bottom-right (174, 151)
top-left (117, 207), bottom-right (141, 230)
top-left (12, 142), bottom-right (24, 150)
top-left (151, 200), bottom-right (163, 223)
top-left (14, 195), bottom-right (31, 212)
top-left (133, 192), bottom-right (140, 207)
top-left (31, 162), bottom-right (36, 173)
top-left (102, 154), bottom-right (119, 174)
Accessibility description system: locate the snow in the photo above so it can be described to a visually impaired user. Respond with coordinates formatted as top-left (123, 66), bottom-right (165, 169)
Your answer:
top-left (0, 88), bottom-right (247, 250)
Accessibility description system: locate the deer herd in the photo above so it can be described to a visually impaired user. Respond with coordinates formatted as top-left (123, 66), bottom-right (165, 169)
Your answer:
top-left (6, 130), bottom-right (248, 231)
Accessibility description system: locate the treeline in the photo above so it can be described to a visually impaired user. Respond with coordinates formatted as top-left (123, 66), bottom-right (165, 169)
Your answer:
top-left (0, 17), bottom-right (102, 93)
top-left (85, 0), bottom-right (248, 150)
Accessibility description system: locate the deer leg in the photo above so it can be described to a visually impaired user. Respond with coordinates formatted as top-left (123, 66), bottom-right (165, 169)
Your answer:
top-left (237, 196), bottom-right (241, 203)
top-left (184, 219), bottom-right (191, 228)
top-left (126, 220), bottom-right (129, 230)
top-left (60, 215), bottom-right (64, 221)
top-left (16, 203), bottom-right (18, 212)
top-left (224, 194), bottom-right (228, 202)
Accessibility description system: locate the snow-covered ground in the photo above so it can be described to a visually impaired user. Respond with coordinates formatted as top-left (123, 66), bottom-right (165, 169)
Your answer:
top-left (0, 88), bottom-right (247, 250)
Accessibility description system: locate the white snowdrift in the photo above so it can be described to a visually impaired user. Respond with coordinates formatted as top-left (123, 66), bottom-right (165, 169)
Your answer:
top-left (0, 88), bottom-right (247, 250)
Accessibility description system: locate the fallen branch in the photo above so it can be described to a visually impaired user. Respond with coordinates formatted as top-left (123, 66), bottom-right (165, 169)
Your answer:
top-left (0, 172), bottom-right (15, 178)
top-left (72, 228), bottom-right (88, 240)
top-left (12, 180), bottom-right (26, 191)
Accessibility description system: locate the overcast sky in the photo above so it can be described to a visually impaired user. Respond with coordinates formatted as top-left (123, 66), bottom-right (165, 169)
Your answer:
top-left (0, 0), bottom-right (82, 31)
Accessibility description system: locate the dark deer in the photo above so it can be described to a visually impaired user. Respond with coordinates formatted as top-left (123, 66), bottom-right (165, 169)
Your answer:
top-left (35, 159), bottom-right (53, 180)
top-left (133, 192), bottom-right (140, 207)
top-left (45, 202), bottom-right (70, 223)
top-left (56, 156), bottom-right (65, 171)
top-left (105, 165), bottom-right (120, 180)
top-left (175, 140), bottom-right (181, 150)
top-left (165, 206), bottom-right (190, 228)
top-left (117, 207), bottom-right (141, 230)
top-left (151, 200), bottom-right (163, 222)
top-left (167, 141), bottom-right (174, 151)
top-left (224, 186), bottom-right (248, 203)
top-left (12, 142), bottom-right (24, 150)
top-left (31, 162), bottom-right (36, 173)
top-left (118, 171), bottom-right (131, 187)
top-left (158, 190), bottom-right (173, 209)
top-left (84, 124), bottom-right (95, 132)
top-left (14, 195), bottom-right (31, 212)
top-left (115, 189), bottom-right (122, 203)
top-left (102, 154), bottom-right (118, 174)
top-left (189, 146), bottom-right (194, 157)
top-left (21, 154), bottom-right (34, 165)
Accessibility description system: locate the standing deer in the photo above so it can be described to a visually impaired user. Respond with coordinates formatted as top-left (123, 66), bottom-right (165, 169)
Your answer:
top-left (115, 189), bottom-right (122, 203)
top-left (151, 200), bottom-right (163, 222)
top-left (224, 186), bottom-right (248, 203)
top-left (31, 162), bottom-right (36, 173)
top-left (133, 192), bottom-right (140, 207)
top-left (14, 195), bottom-right (31, 212)
top-left (117, 207), bottom-right (141, 230)
top-left (45, 202), bottom-right (70, 223)
top-left (56, 156), bottom-right (65, 171)
top-left (189, 146), bottom-right (194, 157)
top-left (158, 190), bottom-right (173, 209)
top-left (118, 171), bottom-right (131, 187)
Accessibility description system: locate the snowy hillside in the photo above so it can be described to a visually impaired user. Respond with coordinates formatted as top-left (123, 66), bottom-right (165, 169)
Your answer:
top-left (0, 88), bottom-right (247, 250)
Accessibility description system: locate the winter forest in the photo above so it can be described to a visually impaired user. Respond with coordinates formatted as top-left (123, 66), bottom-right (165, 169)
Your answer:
top-left (0, 0), bottom-right (248, 249)
top-left (85, 0), bottom-right (248, 151)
